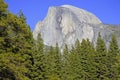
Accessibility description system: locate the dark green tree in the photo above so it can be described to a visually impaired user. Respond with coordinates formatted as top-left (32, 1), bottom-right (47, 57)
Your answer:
top-left (54, 43), bottom-right (62, 79)
top-left (107, 35), bottom-right (119, 79)
top-left (0, 0), bottom-right (8, 15)
top-left (0, 0), bottom-right (34, 79)
top-left (17, 10), bottom-right (26, 23)
top-left (67, 40), bottom-right (82, 80)
top-left (95, 33), bottom-right (109, 79)
top-left (79, 39), bottom-right (96, 80)
top-left (31, 33), bottom-right (45, 80)
top-left (0, 53), bottom-right (30, 80)
top-left (62, 44), bottom-right (71, 80)
top-left (44, 44), bottom-right (62, 80)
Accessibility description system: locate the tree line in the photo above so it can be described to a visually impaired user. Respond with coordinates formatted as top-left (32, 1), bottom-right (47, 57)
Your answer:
top-left (0, 0), bottom-right (120, 80)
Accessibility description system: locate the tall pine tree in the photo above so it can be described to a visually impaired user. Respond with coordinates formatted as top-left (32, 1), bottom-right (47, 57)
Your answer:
top-left (95, 33), bottom-right (109, 79)
top-left (32, 33), bottom-right (45, 80)
top-left (107, 35), bottom-right (119, 79)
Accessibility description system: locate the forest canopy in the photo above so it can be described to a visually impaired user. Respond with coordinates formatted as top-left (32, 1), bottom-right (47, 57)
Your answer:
top-left (0, 0), bottom-right (120, 80)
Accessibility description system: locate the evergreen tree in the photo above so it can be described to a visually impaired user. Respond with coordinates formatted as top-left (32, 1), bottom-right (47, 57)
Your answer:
top-left (109, 35), bottom-right (119, 55)
top-left (63, 44), bottom-right (69, 62)
top-left (116, 50), bottom-right (120, 80)
top-left (44, 46), bottom-right (56, 79)
top-left (107, 35), bottom-right (119, 79)
top-left (0, 0), bottom-right (8, 53)
top-left (79, 39), bottom-right (96, 80)
top-left (17, 10), bottom-right (26, 23)
top-left (62, 44), bottom-right (71, 80)
top-left (1, 0), bottom-right (120, 79)
top-left (54, 43), bottom-right (62, 79)
top-left (0, 0), bottom-right (34, 79)
top-left (32, 33), bottom-right (45, 80)
top-left (0, 0), bottom-right (8, 15)
top-left (69, 39), bottom-right (96, 80)
top-left (95, 33), bottom-right (109, 79)
top-left (68, 40), bottom-right (82, 80)
top-left (45, 44), bottom-right (61, 80)
top-left (0, 53), bottom-right (30, 80)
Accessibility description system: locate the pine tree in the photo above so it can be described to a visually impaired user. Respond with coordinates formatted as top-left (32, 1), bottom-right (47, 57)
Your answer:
top-left (17, 10), bottom-right (26, 23)
top-left (54, 43), bottom-right (62, 79)
top-left (68, 40), bottom-right (82, 80)
top-left (44, 46), bottom-right (56, 79)
top-left (0, 0), bottom-right (8, 53)
top-left (0, 0), bottom-right (34, 79)
top-left (79, 39), bottom-right (96, 80)
top-left (62, 44), bottom-right (71, 80)
top-left (116, 52), bottom-right (120, 79)
top-left (0, 0), bottom-right (8, 15)
top-left (63, 44), bottom-right (69, 62)
top-left (44, 44), bottom-right (61, 80)
top-left (0, 53), bottom-right (30, 80)
top-left (32, 33), bottom-right (45, 80)
top-left (107, 35), bottom-right (119, 79)
top-left (109, 35), bottom-right (119, 55)
top-left (95, 33), bottom-right (109, 79)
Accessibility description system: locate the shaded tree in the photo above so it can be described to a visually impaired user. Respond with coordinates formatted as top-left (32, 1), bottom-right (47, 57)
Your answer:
top-left (107, 35), bottom-right (119, 79)
top-left (95, 33), bottom-right (109, 79)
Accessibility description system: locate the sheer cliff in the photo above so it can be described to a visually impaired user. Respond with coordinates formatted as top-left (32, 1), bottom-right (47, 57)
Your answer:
top-left (33, 5), bottom-right (120, 48)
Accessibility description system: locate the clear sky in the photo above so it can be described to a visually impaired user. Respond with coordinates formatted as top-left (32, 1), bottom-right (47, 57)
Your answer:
top-left (5, 0), bottom-right (120, 31)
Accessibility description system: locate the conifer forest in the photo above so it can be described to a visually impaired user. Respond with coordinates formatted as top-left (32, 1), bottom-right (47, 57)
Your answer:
top-left (0, 0), bottom-right (120, 80)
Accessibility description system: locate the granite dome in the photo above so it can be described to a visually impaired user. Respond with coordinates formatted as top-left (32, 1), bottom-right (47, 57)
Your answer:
top-left (61, 5), bottom-right (101, 24)
top-left (33, 5), bottom-right (120, 49)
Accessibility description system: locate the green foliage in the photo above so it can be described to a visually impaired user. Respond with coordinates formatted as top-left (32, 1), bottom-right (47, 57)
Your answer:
top-left (0, 53), bottom-right (30, 80)
top-left (48, 74), bottom-right (60, 80)
top-left (43, 45), bottom-right (62, 80)
top-left (109, 35), bottom-right (119, 54)
top-left (0, 0), bottom-right (120, 80)
top-left (80, 39), bottom-right (96, 80)
top-left (107, 35), bottom-right (119, 79)
top-left (0, 0), bottom-right (8, 15)
top-left (61, 44), bottom-right (70, 80)
top-left (95, 33), bottom-right (109, 79)
top-left (0, 0), bottom-right (33, 79)
top-left (96, 33), bottom-right (107, 53)
top-left (31, 33), bottom-right (45, 80)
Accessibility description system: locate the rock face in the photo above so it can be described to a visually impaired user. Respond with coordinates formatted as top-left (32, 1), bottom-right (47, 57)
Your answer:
top-left (33, 5), bottom-right (120, 49)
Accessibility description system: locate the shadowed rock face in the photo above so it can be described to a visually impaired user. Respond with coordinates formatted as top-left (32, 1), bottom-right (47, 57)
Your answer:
top-left (33, 5), bottom-right (120, 49)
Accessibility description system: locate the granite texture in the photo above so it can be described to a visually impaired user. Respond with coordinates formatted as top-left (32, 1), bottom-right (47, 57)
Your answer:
top-left (33, 5), bottom-right (120, 49)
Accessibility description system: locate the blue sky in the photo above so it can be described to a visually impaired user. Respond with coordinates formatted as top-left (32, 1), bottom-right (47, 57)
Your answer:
top-left (5, 0), bottom-right (120, 31)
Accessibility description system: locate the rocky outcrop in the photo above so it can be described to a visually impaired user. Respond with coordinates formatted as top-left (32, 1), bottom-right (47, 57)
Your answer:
top-left (33, 5), bottom-right (120, 49)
